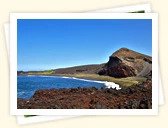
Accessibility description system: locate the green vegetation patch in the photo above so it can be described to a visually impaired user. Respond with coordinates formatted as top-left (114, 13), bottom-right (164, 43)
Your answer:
top-left (27, 70), bottom-right (55, 75)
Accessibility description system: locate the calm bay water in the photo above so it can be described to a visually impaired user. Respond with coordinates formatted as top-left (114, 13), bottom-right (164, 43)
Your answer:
top-left (17, 75), bottom-right (106, 99)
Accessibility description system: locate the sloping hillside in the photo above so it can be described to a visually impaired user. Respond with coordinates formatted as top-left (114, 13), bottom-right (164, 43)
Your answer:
top-left (54, 64), bottom-right (105, 74)
top-left (18, 47), bottom-right (152, 79)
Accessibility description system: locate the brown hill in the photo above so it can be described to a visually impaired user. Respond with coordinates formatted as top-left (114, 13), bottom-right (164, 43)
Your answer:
top-left (98, 48), bottom-right (152, 78)
top-left (54, 64), bottom-right (105, 74)
top-left (18, 48), bottom-right (152, 79)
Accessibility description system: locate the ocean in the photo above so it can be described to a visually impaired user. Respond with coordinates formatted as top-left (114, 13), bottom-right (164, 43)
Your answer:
top-left (17, 75), bottom-right (120, 99)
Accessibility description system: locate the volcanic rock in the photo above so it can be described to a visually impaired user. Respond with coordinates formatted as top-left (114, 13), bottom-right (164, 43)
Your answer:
top-left (98, 48), bottom-right (152, 78)
top-left (17, 80), bottom-right (152, 109)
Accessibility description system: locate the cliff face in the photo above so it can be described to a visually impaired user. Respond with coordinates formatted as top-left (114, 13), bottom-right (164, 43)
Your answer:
top-left (98, 48), bottom-right (152, 78)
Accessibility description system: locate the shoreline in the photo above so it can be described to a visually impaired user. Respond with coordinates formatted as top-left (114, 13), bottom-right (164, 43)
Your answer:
top-left (20, 74), bottom-right (121, 90)
top-left (18, 73), bottom-right (146, 87)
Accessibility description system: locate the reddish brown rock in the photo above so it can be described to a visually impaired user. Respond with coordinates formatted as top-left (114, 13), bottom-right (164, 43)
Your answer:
top-left (17, 80), bottom-right (152, 109)
top-left (98, 48), bottom-right (152, 78)
top-left (106, 62), bottom-right (136, 78)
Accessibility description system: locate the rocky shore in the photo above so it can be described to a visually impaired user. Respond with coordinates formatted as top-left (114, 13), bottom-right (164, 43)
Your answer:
top-left (17, 80), bottom-right (152, 109)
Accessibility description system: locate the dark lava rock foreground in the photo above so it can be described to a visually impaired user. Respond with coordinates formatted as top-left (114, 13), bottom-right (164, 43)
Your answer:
top-left (17, 80), bottom-right (152, 109)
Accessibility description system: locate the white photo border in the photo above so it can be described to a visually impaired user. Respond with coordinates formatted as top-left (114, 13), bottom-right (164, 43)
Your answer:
top-left (10, 13), bottom-right (158, 115)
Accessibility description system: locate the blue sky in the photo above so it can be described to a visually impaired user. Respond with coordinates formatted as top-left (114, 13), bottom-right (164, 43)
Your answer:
top-left (17, 19), bottom-right (152, 71)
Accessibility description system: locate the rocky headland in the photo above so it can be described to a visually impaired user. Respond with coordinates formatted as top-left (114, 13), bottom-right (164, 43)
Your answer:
top-left (18, 48), bottom-right (152, 78)
top-left (98, 48), bottom-right (152, 78)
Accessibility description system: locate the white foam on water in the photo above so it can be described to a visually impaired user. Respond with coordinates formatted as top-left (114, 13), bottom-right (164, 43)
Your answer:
top-left (60, 76), bottom-right (121, 90)
top-left (104, 81), bottom-right (121, 90)
top-left (61, 76), bottom-right (70, 79)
